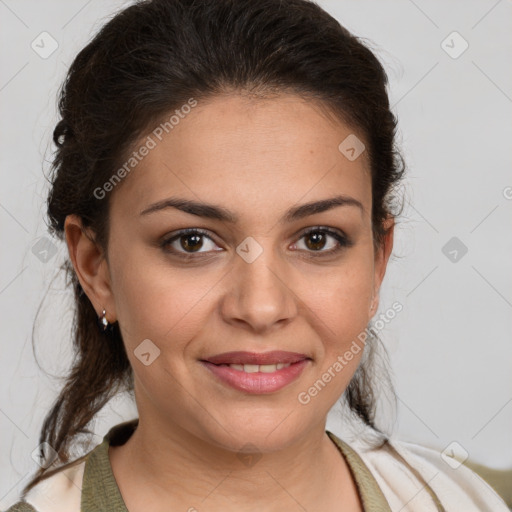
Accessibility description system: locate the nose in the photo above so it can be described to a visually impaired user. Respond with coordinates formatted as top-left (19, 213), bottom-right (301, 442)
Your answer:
top-left (220, 242), bottom-right (298, 335)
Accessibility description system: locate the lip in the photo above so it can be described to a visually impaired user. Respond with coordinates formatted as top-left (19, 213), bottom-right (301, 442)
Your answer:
top-left (200, 352), bottom-right (311, 394)
top-left (202, 350), bottom-right (309, 365)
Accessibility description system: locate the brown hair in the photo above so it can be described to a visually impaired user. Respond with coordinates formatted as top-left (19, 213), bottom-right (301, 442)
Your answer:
top-left (24, 0), bottom-right (404, 495)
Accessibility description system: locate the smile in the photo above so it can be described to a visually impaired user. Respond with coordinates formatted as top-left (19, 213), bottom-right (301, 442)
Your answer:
top-left (217, 362), bottom-right (292, 372)
top-left (201, 358), bottom-right (310, 394)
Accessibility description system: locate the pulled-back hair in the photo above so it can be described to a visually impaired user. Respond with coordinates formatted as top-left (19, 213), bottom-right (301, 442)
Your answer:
top-left (24, 0), bottom-right (404, 495)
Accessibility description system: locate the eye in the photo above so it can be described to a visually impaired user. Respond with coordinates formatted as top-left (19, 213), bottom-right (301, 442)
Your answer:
top-left (161, 228), bottom-right (222, 257)
top-left (292, 227), bottom-right (351, 256)
top-left (161, 226), bottom-right (352, 260)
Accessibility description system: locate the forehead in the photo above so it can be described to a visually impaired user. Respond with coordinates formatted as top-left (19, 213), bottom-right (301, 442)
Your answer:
top-left (110, 93), bottom-right (371, 223)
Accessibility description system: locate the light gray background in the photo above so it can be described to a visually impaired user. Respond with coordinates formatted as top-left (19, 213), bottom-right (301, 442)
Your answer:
top-left (1, 0), bottom-right (511, 507)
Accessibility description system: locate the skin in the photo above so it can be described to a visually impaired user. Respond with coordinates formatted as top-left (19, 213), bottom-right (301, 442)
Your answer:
top-left (65, 93), bottom-right (394, 512)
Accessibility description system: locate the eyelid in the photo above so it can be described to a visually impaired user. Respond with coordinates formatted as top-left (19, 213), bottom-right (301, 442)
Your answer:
top-left (160, 227), bottom-right (220, 251)
top-left (292, 226), bottom-right (352, 254)
top-left (298, 225), bottom-right (347, 239)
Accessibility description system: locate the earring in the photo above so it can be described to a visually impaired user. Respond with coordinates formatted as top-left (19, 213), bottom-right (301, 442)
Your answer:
top-left (98, 309), bottom-right (112, 334)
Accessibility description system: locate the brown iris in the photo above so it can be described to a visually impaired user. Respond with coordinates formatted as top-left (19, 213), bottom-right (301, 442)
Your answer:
top-left (304, 231), bottom-right (327, 251)
top-left (180, 234), bottom-right (204, 252)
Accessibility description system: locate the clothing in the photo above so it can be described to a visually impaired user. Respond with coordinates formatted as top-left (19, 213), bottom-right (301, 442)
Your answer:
top-left (4, 419), bottom-right (508, 512)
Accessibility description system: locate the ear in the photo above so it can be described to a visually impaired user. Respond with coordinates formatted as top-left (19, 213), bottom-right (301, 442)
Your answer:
top-left (64, 214), bottom-right (116, 322)
top-left (369, 216), bottom-right (394, 316)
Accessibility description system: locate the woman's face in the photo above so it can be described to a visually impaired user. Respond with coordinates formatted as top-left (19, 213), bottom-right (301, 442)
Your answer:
top-left (72, 93), bottom-right (393, 451)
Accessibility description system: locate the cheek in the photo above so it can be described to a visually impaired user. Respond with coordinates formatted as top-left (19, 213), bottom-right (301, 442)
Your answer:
top-left (291, 255), bottom-right (375, 412)
top-left (109, 245), bottom-right (220, 351)
top-left (307, 250), bottom-right (374, 330)
top-left (301, 251), bottom-right (374, 372)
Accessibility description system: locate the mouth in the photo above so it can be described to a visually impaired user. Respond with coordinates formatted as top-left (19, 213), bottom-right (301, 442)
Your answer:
top-left (211, 362), bottom-right (295, 373)
top-left (200, 351), bottom-right (312, 394)
top-left (202, 350), bottom-right (310, 366)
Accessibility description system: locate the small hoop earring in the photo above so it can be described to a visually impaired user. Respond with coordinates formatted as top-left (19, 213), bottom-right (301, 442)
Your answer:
top-left (98, 309), bottom-right (113, 334)
top-left (100, 309), bottom-right (109, 330)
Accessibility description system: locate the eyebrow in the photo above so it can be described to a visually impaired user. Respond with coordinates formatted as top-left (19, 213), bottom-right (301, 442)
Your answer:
top-left (139, 194), bottom-right (364, 223)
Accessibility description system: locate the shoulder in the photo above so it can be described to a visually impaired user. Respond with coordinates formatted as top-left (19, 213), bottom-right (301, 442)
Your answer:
top-left (3, 420), bottom-right (137, 512)
top-left (330, 429), bottom-right (509, 512)
top-left (6, 458), bottom-right (86, 512)
top-left (386, 438), bottom-right (509, 511)
top-left (3, 502), bottom-right (38, 512)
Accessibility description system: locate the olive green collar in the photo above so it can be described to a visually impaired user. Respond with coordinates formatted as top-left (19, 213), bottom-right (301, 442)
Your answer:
top-left (80, 421), bottom-right (134, 511)
top-left (326, 430), bottom-right (391, 511)
top-left (80, 419), bottom-right (391, 511)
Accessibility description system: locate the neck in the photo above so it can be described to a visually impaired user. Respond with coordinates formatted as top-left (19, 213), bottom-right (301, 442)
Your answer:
top-left (109, 416), bottom-right (358, 511)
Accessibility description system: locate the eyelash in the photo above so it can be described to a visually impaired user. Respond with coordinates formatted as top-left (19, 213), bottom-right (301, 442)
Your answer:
top-left (160, 226), bottom-right (352, 260)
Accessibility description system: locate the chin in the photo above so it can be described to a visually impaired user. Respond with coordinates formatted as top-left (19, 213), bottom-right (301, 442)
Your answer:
top-left (194, 412), bottom-right (308, 454)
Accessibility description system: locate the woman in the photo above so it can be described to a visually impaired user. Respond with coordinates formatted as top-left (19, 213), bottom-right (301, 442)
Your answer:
top-left (5, 0), bottom-right (508, 510)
